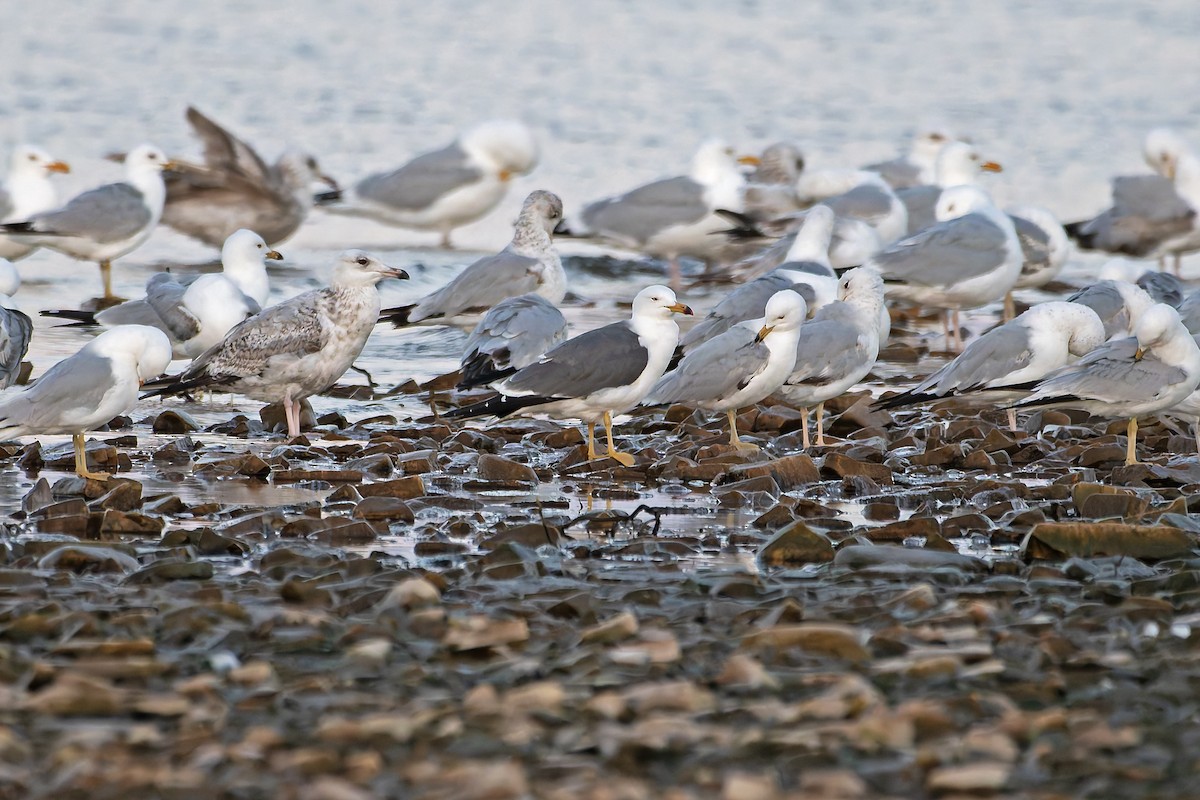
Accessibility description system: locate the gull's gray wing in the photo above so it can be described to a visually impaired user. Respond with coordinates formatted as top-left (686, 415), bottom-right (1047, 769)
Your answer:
top-left (1010, 214), bottom-right (1052, 269)
top-left (1067, 281), bottom-right (1131, 339)
top-left (0, 187), bottom-right (13, 221)
top-left (1178, 290), bottom-right (1200, 334)
top-left (873, 213), bottom-right (1008, 287)
top-left (1136, 271), bottom-right (1184, 307)
top-left (782, 313), bottom-right (871, 390)
top-left (581, 176), bottom-right (710, 243)
top-left (824, 184), bottom-right (895, 225)
top-left (144, 272), bottom-right (201, 341)
top-left (1073, 176), bottom-right (1196, 255)
top-left (28, 183), bottom-right (150, 242)
top-left (896, 185), bottom-right (940, 234)
top-left (0, 350), bottom-right (119, 432)
top-left (412, 250), bottom-right (543, 321)
top-left (865, 157), bottom-right (923, 190)
top-left (0, 308), bottom-right (32, 390)
top-left (504, 321), bottom-right (648, 398)
top-left (1025, 337), bottom-right (1183, 405)
top-left (356, 142), bottom-right (483, 211)
top-left (647, 326), bottom-right (767, 405)
top-left (1112, 175), bottom-right (1192, 221)
top-left (462, 294), bottom-right (567, 372)
top-left (682, 271), bottom-right (798, 349)
top-left (923, 323), bottom-right (1034, 394)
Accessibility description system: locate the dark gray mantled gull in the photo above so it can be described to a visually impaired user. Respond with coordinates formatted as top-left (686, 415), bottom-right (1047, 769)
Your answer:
top-left (563, 139), bottom-right (749, 288)
top-left (160, 107), bottom-right (338, 248)
top-left (864, 126), bottom-right (960, 190)
top-left (0, 144), bottom-right (173, 301)
top-left (0, 325), bottom-right (172, 479)
top-left (0, 145), bottom-right (71, 261)
top-left (143, 251), bottom-right (409, 438)
top-left (776, 268), bottom-right (887, 448)
top-left (445, 286), bottom-right (693, 466)
top-left (871, 185), bottom-right (1022, 352)
top-left (1013, 304), bottom-right (1200, 466)
top-left (327, 120), bottom-right (539, 248)
top-left (1066, 279), bottom-right (1155, 340)
top-left (0, 259), bottom-right (33, 389)
top-left (646, 289), bottom-right (806, 449)
top-left (895, 141), bottom-right (1003, 235)
top-left (44, 229), bottom-right (280, 358)
top-left (381, 190), bottom-right (564, 327)
top-left (457, 294), bottom-right (568, 389)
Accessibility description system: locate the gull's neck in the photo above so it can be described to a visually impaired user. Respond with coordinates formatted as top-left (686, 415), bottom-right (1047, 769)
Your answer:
top-left (3, 170), bottom-right (57, 221)
top-left (223, 257), bottom-right (271, 306)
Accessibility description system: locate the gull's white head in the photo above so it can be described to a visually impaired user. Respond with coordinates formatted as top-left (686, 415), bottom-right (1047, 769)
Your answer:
top-left (632, 284), bottom-right (693, 321)
top-left (331, 250), bottom-right (410, 288)
top-left (690, 138), bottom-right (744, 185)
top-left (8, 145), bottom-right (69, 179)
top-left (462, 120), bottom-right (539, 178)
top-left (276, 150), bottom-right (339, 194)
top-left (759, 289), bottom-right (807, 338)
top-left (518, 189), bottom-right (564, 235)
top-left (935, 185), bottom-right (995, 222)
top-left (89, 325), bottom-right (174, 383)
top-left (910, 126), bottom-right (956, 162)
top-left (123, 144), bottom-right (173, 180)
top-left (1135, 303), bottom-right (1186, 352)
top-left (837, 266), bottom-right (885, 303)
top-left (1143, 128), bottom-right (1191, 180)
top-left (935, 141), bottom-right (1002, 187)
top-left (223, 229), bottom-right (282, 271)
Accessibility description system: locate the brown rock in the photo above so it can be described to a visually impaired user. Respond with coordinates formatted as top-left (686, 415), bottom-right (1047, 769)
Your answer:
top-left (822, 452), bottom-right (893, 484)
top-left (1080, 492), bottom-right (1150, 521)
top-left (757, 521), bottom-right (835, 565)
top-left (152, 409), bottom-right (199, 434)
top-left (581, 610), bottom-right (639, 644)
top-left (866, 516), bottom-right (941, 542)
top-left (725, 454), bottom-right (821, 489)
top-left (477, 453), bottom-right (538, 484)
top-left (359, 476), bottom-right (425, 499)
top-left (741, 623), bottom-right (870, 662)
top-left (1025, 522), bottom-right (1194, 560)
top-left (352, 496), bottom-right (415, 522)
top-left (926, 762), bottom-right (1012, 793)
top-left (443, 615), bottom-right (529, 651)
top-left (25, 673), bottom-right (126, 716)
top-left (260, 398), bottom-right (316, 432)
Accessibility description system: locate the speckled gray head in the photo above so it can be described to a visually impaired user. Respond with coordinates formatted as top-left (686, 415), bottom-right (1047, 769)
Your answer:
top-left (277, 150), bottom-right (340, 192)
top-left (333, 250), bottom-right (410, 286)
top-left (520, 190), bottom-right (564, 234)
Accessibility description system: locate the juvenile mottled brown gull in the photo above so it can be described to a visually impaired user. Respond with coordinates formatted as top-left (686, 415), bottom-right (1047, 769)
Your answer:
top-left (326, 120), bottom-right (538, 247)
top-left (646, 289), bottom-right (806, 449)
top-left (160, 106), bottom-right (338, 248)
top-left (0, 259), bottom-right (33, 389)
top-left (445, 286), bottom-right (693, 466)
top-left (0, 145), bottom-right (70, 261)
top-left (381, 190), bottom-right (563, 327)
top-left (0, 325), bottom-right (172, 479)
top-left (45, 229), bottom-right (280, 358)
top-left (0, 144), bottom-right (173, 301)
top-left (1013, 303), bottom-right (1200, 465)
top-left (143, 251), bottom-right (409, 437)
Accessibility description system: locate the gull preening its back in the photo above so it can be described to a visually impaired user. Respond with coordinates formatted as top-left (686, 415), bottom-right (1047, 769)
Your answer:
top-left (0, 145), bottom-right (71, 261)
top-left (143, 251), bottom-right (409, 437)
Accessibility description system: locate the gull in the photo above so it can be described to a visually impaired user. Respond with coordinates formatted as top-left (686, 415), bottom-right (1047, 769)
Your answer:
top-left (681, 206), bottom-right (837, 352)
top-left (44, 229), bottom-right (279, 358)
top-left (0, 325), bottom-right (172, 479)
top-left (1004, 204), bottom-right (1071, 318)
top-left (562, 139), bottom-right (749, 288)
top-left (895, 141), bottom-right (1003, 234)
top-left (871, 185), bottom-right (1023, 352)
top-left (742, 141), bottom-right (806, 221)
top-left (457, 294), bottom-right (568, 389)
top-left (1166, 334), bottom-right (1200, 454)
top-left (645, 289), bottom-right (806, 449)
top-left (380, 190), bottom-right (563, 327)
top-left (444, 285), bottom-right (693, 466)
top-left (0, 144), bottom-right (173, 302)
top-left (0, 145), bottom-right (71, 260)
top-left (864, 126), bottom-right (960, 190)
top-left (1066, 279), bottom-right (1155, 340)
top-left (875, 301), bottom-right (1106, 429)
top-left (160, 106), bottom-right (339, 248)
top-left (1177, 289), bottom-right (1200, 334)
top-left (777, 268), bottom-right (887, 448)
top-left (0, 259), bottom-right (33, 389)
top-left (324, 120), bottom-right (539, 247)
top-left (1013, 303), bottom-right (1200, 466)
top-left (142, 251), bottom-right (409, 437)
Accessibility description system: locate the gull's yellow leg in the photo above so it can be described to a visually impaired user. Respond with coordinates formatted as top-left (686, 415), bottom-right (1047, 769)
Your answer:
top-left (100, 260), bottom-right (114, 300)
top-left (815, 401), bottom-right (827, 446)
top-left (728, 409), bottom-right (758, 451)
top-left (73, 433), bottom-right (110, 480)
top-left (800, 409), bottom-right (810, 450)
top-left (585, 422), bottom-right (597, 460)
top-left (603, 410), bottom-right (635, 467)
top-left (1125, 417), bottom-right (1139, 466)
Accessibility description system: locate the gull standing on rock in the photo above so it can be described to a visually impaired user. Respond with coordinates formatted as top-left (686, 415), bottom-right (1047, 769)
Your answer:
top-left (445, 286), bottom-right (693, 466)
top-left (562, 139), bottom-right (750, 288)
top-left (160, 107), bottom-right (339, 248)
top-left (143, 251), bottom-right (409, 438)
top-left (645, 289), bottom-right (806, 449)
top-left (44, 229), bottom-right (280, 358)
top-left (871, 185), bottom-right (1023, 352)
top-left (381, 190), bottom-right (565, 327)
top-left (0, 144), bottom-right (173, 302)
top-left (0, 325), bottom-right (172, 479)
top-left (777, 268), bottom-right (888, 448)
top-left (1013, 303), bottom-right (1200, 466)
top-left (0, 259), bottom-right (33, 389)
top-left (324, 120), bottom-right (539, 248)
top-left (0, 145), bottom-right (71, 261)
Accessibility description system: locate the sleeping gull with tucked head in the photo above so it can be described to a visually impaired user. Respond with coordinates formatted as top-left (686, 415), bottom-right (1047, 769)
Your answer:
top-left (0, 325), bottom-right (172, 479)
top-left (1066, 279), bottom-right (1155, 340)
top-left (143, 251), bottom-right (409, 438)
top-left (646, 289), bottom-right (806, 450)
top-left (0, 259), bottom-right (33, 389)
top-left (0, 144), bottom-right (173, 302)
top-left (160, 106), bottom-right (338, 248)
top-left (445, 285), bottom-right (693, 466)
top-left (381, 190), bottom-right (564, 327)
top-left (457, 294), bottom-right (569, 390)
top-left (325, 120), bottom-right (538, 248)
top-left (0, 144), bottom-right (71, 261)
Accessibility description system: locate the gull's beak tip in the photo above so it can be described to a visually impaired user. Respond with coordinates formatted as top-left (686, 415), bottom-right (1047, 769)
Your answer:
top-left (755, 324), bottom-right (774, 343)
top-left (737, 155), bottom-right (762, 166)
top-left (266, 250), bottom-right (284, 261)
top-left (47, 161), bottom-right (70, 174)
top-left (981, 160), bottom-right (1003, 173)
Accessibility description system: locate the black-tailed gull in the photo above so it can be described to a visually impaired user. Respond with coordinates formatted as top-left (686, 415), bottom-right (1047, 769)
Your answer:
top-left (0, 259), bottom-right (32, 389)
top-left (381, 190), bottom-right (563, 327)
top-left (0, 144), bottom-right (173, 301)
top-left (161, 106), bottom-right (338, 248)
top-left (646, 289), bottom-right (806, 449)
top-left (445, 285), bottom-right (693, 466)
top-left (0, 325), bottom-right (172, 478)
top-left (1013, 303), bottom-right (1200, 465)
top-left (143, 251), bottom-right (409, 437)
top-left (0, 145), bottom-right (71, 261)
top-left (776, 268), bottom-right (887, 448)
top-left (326, 120), bottom-right (538, 247)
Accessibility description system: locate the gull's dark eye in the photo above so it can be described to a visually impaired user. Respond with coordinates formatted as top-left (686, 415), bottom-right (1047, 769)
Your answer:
top-left (929, 133), bottom-right (946, 142)
top-left (356, 256), bottom-right (370, 266)
top-left (27, 154), bottom-right (37, 161)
